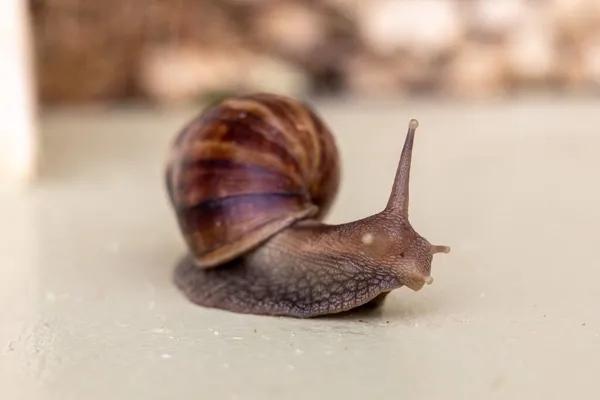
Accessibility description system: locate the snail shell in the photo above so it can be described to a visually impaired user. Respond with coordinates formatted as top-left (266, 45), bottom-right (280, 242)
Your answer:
top-left (165, 93), bottom-right (340, 268)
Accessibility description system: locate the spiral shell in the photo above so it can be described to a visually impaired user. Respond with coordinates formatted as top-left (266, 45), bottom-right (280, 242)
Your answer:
top-left (165, 93), bottom-right (341, 268)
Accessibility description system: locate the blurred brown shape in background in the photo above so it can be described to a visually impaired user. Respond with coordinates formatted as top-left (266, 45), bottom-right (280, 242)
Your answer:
top-left (29, 0), bottom-right (600, 106)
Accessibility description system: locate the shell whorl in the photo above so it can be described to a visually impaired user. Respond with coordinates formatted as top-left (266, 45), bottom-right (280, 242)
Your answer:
top-left (165, 93), bottom-right (341, 268)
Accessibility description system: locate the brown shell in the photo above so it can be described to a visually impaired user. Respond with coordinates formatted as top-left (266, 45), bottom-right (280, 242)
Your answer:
top-left (165, 93), bottom-right (341, 268)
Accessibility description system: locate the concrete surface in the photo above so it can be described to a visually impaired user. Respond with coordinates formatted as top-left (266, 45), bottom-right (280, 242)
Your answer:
top-left (1, 97), bottom-right (600, 399)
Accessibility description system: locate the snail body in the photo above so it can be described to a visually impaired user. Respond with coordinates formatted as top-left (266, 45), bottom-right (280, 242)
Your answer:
top-left (166, 93), bottom-right (450, 318)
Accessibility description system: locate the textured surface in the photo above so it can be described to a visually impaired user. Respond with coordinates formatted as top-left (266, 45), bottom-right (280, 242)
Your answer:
top-left (2, 97), bottom-right (600, 399)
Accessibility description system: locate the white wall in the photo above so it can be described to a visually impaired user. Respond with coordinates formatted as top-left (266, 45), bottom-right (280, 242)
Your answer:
top-left (0, 0), bottom-right (37, 189)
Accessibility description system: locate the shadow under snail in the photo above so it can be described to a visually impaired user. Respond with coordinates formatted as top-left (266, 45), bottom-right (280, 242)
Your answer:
top-left (165, 92), bottom-right (450, 318)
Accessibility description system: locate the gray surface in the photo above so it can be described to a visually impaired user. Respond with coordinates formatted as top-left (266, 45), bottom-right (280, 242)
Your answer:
top-left (1, 97), bottom-right (600, 399)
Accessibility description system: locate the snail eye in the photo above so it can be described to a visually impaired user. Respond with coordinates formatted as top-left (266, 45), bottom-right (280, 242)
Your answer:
top-left (400, 252), bottom-right (406, 258)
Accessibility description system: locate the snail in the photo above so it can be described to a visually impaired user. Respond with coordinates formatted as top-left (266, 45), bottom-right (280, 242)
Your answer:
top-left (165, 92), bottom-right (450, 318)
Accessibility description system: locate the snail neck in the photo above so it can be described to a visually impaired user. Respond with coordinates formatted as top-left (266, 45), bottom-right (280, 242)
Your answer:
top-left (250, 210), bottom-right (435, 292)
top-left (235, 214), bottom-right (406, 316)
top-left (173, 214), bottom-right (407, 318)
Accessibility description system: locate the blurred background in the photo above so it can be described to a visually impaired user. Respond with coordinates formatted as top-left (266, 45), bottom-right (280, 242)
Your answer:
top-left (29, 0), bottom-right (600, 107)
top-left (4, 2), bottom-right (600, 399)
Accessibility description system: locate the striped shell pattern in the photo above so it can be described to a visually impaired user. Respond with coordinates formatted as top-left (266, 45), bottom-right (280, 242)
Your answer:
top-left (165, 93), bottom-right (341, 268)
